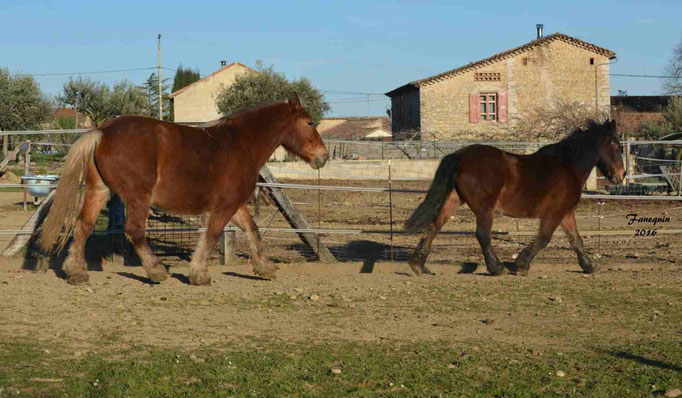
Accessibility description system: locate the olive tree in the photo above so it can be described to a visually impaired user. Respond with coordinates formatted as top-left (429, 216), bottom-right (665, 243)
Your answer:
top-left (215, 62), bottom-right (329, 124)
top-left (0, 68), bottom-right (52, 155)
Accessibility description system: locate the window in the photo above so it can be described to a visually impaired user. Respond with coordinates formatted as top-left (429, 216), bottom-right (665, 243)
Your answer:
top-left (479, 93), bottom-right (497, 121)
top-left (590, 58), bottom-right (594, 65)
top-left (522, 57), bottom-right (528, 66)
top-left (469, 92), bottom-right (507, 123)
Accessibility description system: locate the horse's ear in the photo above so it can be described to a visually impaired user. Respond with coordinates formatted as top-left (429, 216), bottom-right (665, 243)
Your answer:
top-left (289, 92), bottom-right (302, 110)
top-left (609, 119), bottom-right (618, 137)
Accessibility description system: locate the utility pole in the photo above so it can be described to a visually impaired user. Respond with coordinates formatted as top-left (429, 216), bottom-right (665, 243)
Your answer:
top-left (158, 33), bottom-right (163, 120)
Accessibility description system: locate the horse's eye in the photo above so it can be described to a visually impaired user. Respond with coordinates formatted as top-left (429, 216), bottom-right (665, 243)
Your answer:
top-left (307, 121), bottom-right (314, 126)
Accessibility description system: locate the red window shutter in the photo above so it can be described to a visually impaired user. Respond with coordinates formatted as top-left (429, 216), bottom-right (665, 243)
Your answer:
top-left (469, 93), bottom-right (480, 123)
top-left (498, 92), bottom-right (508, 123)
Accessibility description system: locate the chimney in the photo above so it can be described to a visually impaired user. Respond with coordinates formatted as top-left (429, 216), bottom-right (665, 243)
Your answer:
top-left (536, 24), bottom-right (544, 39)
top-left (220, 60), bottom-right (227, 68)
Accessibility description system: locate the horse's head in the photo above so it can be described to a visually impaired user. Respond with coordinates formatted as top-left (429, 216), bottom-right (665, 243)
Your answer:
top-left (281, 92), bottom-right (329, 169)
top-left (595, 120), bottom-right (626, 184)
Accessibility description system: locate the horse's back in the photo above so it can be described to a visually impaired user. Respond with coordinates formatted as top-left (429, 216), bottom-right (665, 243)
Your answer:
top-left (94, 116), bottom-right (220, 212)
top-left (95, 116), bottom-right (163, 191)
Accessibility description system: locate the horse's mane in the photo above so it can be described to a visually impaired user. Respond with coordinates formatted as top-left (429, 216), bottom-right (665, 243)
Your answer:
top-left (205, 100), bottom-right (290, 129)
top-left (538, 121), bottom-right (613, 169)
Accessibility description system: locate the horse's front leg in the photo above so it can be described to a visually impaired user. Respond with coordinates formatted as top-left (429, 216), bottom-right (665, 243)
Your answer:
top-left (408, 192), bottom-right (460, 275)
top-left (231, 205), bottom-right (278, 279)
top-left (560, 211), bottom-right (597, 274)
top-left (189, 205), bottom-right (238, 286)
top-left (515, 213), bottom-right (563, 276)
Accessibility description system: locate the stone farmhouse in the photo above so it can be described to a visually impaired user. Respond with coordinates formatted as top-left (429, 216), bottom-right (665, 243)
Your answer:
top-left (168, 61), bottom-right (256, 123)
top-left (386, 28), bottom-right (616, 140)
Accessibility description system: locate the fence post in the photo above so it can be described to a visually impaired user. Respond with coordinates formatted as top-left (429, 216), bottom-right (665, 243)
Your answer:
top-left (388, 160), bottom-right (394, 261)
top-left (679, 162), bottom-right (682, 196)
top-left (221, 226), bottom-right (235, 265)
top-left (625, 139), bottom-right (631, 186)
top-left (1, 131), bottom-right (6, 157)
top-left (22, 140), bottom-right (31, 211)
top-left (432, 134), bottom-right (436, 158)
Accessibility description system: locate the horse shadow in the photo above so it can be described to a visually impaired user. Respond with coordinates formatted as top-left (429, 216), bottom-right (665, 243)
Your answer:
top-left (607, 350), bottom-right (682, 371)
top-left (287, 240), bottom-right (413, 273)
top-left (18, 201), bottom-right (203, 282)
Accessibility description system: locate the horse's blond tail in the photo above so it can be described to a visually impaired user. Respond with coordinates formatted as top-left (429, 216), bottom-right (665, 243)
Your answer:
top-left (37, 130), bottom-right (103, 252)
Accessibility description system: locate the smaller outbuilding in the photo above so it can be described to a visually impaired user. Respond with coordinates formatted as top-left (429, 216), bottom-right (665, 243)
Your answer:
top-left (317, 117), bottom-right (392, 141)
top-left (168, 61), bottom-right (256, 123)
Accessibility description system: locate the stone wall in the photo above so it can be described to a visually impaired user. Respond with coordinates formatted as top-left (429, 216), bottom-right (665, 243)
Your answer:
top-left (420, 40), bottom-right (611, 140)
top-left (612, 110), bottom-right (665, 134)
top-left (267, 159), bottom-right (440, 181)
top-left (266, 158), bottom-right (616, 192)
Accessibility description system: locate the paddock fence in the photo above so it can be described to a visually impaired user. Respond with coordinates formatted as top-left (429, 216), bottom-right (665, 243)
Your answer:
top-left (1, 129), bottom-right (681, 268)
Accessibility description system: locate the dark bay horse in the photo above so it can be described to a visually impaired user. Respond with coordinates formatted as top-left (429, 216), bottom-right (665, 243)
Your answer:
top-left (38, 93), bottom-right (328, 286)
top-left (404, 121), bottom-right (625, 276)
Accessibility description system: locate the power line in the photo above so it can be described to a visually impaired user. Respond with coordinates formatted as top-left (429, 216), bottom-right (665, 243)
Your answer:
top-left (325, 98), bottom-right (388, 104)
top-left (610, 73), bottom-right (677, 79)
top-left (322, 89), bottom-right (385, 96)
top-left (30, 67), bottom-right (158, 77)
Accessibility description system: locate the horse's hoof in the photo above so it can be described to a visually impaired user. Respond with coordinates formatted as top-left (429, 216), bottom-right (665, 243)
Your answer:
top-left (189, 271), bottom-right (211, 286)
top-left (408, 263), bottom-right (423, 276)
top-left (67, 273), bottom-right (89, 285)
top-left (422, 266), bottom-right (435, 275)
top-left (255, 268), bottom-right (278, 280)
top-left (582, 264), bottom-right (599, 274)
top-left (148, 270), bottom-right (168, 283)
top-left (579, 257), bottom-right (598, 274)
top-left (253, 260), bottom-right (279, 280)
top-left (488, 266), bottom-right (508, 276)
top-left (516, 268), bottom-right (529, 277)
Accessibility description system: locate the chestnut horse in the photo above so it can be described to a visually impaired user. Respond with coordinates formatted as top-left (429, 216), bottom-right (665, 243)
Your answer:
top-left (38, 93), bottom-right (328, 286)
top-left (405, 121), bottom-right (625, 276)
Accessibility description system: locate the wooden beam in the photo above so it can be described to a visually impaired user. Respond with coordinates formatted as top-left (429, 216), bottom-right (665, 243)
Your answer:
top-left (2, 190), bottom-right (54, 257)
top-left (259, 165), bottom-right (335, 262)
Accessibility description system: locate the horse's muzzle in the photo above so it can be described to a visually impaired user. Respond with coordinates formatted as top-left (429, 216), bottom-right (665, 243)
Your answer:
top-left (310, 153), bottom-right (329, 169)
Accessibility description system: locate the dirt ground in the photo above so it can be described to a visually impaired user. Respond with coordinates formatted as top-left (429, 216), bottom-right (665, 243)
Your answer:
top-left (1, 179), bottom-right (682, 396)
top-left (1, 179), bottom-right (681, 353)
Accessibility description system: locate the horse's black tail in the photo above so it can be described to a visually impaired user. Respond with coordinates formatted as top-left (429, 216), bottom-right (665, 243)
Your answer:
top-left (404, 153), bottom-right (460, 233)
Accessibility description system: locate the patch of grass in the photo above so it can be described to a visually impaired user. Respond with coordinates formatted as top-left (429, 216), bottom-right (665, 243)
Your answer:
top-left (0, 187), bottom-right (24, 193)
top-left (0, 339), bottom-right (680, 397)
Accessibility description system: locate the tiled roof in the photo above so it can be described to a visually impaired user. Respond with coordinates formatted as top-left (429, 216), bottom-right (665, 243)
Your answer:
top-left (318, 117), bottom-right (391, 140)
top-left (386, 33), bottom-right (616, 96)
top-left (611, 96), bottom-right (670, 112)
top-left (168, 62), bottom-right (257, 98)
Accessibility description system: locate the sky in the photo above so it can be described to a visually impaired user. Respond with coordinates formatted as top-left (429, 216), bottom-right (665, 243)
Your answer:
top-left (1, 0), bottom-right (680, 118)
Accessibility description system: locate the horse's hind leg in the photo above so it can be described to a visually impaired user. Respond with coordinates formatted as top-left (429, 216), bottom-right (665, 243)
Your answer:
top-left (515, 213), bottom-right (563, 276)
top-left (231, 205), bottom-right (278, 279)
top-left (125, 197), bottom-right (167, 283)
top-left (560, 211), bottom-right (597, 274)
top-left (64, 162), bottom-right (110, 285)
top-left (408, 191), bottom-right (460, 275)
top-left (189, 206), bottom-right (238, 286)
top-left (474, 210), bottom-right (506, 276)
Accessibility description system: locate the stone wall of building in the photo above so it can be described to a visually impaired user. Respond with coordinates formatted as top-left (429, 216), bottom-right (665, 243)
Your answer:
top-left (612, 109), bottom-right (665, 134)
top-left (420, 40), bottom-right (611, 140)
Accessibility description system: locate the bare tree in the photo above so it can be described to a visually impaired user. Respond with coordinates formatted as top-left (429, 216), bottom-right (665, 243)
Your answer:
top-left (664, 38), bottom-right (682, 95)
top-left (512, 98), bottom-right (609, 141)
